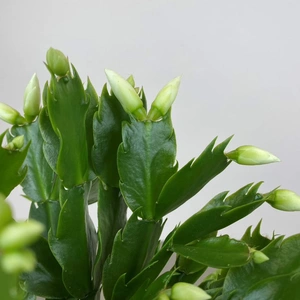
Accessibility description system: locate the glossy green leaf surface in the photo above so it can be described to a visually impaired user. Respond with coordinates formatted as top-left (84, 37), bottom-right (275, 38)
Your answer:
top-left (0, 131), bottom-right (28, 197)
top-left (175, 269), bottom-right (209, 286)
top-left (222, 234), bottom-right (300, 299)
top-left (28, 182), bottom-right (61, 238)
top-left (173, 183), bottom-right (264, 245)
top-left (241, 220), bottom-right (272, 250)
top-left (142, 271), bottom-right (175, 300)
top-left (92, 84), bottom-right (129, 187)
top-left (155, 136), bottom-right (232, 219)
top-left (84, 78), bottom-right (98, 180)
top-left (29, 201), bottom-right (50, 240)
top-left (8, 121), bottom-right (54, 202)
top-left (0, 197), bottom-right (13, 230)
top-left (48, 186), bottom-right (93, 298)
top-left (173, 235), bottom-right (250, 269)
top-left (45, 200), bottom-right (61, 237)
top-left (200, 268), bottom-right (228, 291)
top-left (20, 237), bottom-right (70, 299)
top-left (102, 211), bottom-right (163, 300)
top-left (118, 112), bottom-right (177, 219)
top-left (26, 198), bottom-right (86, 298)
top-left (93, 181), bottom-right (127, 288)
top-left (111, 233), bottom-right (174, 300)
top-left (47, 67), bottom-right (89, 188)
top-left (177, 255), bottom-right (207, 276)
top-left (39, 106), bottom-right (60, 173)
top-left (84, 178), bottom-right (100, 205)
top-left (129, 280), bottom-right (150, 300)
top-left (86, 210), bottom-right (98, 281)
top-left (203, 287), bottom-right (223, 300)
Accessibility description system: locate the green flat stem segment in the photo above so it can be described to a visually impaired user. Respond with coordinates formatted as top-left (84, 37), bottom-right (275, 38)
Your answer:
top-left (173, 182), bottom-right (264, 245)
top-left (93, 181), bottom-right (127, 289)
top-left (102, 211), bottom-right (163, 300)
top-left (155, 136), bottom-right (232, 219)
top-left (47, 66), bottom-right (89, 188)
top-left (92, 83), bottom-right (129, 188)
top-left (172, 235), bottom-right (250, 269)
top-left (0, 131), bottom-right (28, 197)
top-left (118, 112), bottom-right (177, 220)
top-left (8, 120), bottom-right (54, 202)
top-left (48, 186), bottom-right (94, 299)
top-left (223, 234), bottom-right (300, 299)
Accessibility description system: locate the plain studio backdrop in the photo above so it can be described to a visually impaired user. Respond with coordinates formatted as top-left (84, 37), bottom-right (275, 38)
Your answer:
top-left (0, 0), bottom-right (300, 241)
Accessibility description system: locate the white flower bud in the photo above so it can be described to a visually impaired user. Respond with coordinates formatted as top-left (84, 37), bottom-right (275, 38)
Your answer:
top-left (1, 249), bottom-right (36, 274)
top-left (171, 282), bottom-right (211, 300)
top-left (267, 189), bottom-right (300, 211)
top-left (226, 145), bottom-right (280, 165)
top-left (46, 47), bottom-right (70, 76)
top-left (0, 103), bottom-right (26, 125)
top-left (105, 69), bottom-right (146, 120)
top-left (0, 220), bottom-right (44, 251)
top-left (23, 73), bottom-right (41, 122)
top-left (148, 76), bottom-right (181, 121)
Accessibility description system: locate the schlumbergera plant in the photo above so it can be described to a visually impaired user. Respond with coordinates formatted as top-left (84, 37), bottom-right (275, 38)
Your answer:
top-left (1, 48), bottom-right (300, 300)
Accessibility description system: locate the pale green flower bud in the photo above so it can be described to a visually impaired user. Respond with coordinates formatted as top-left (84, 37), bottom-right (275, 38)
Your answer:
top-left (0, 103), bottom-right (26, 125)
top-left (0, 195), bottom-right (12, 231)
top-left (0, 220), bottom-right (44, 251)
top-left (23, 73), bottom-right (41, 122)
top-left (148, 76), bottom-right (181, 121)
top-left (266, 189), bottom-right (300, 211)
top-left (251, 249), bottom-right (269, 264)
top-left (157, 292), bottom-right (170, 300)
top-left (226, 145), bottom-right (280, 165)
top-left (46, 47), bottom-right (70, 76)
top-left (105, 69), bottom-right (147, 120)
top-left (171, 282), bottom-right (211, 300)
top-left (5, 135), bottom-right (24, 150)
top-left (1, 249), bottom-right (36, 273)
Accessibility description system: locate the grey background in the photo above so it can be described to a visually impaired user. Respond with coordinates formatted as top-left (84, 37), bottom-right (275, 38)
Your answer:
top-left (0, 0), bottom-right (300, 241)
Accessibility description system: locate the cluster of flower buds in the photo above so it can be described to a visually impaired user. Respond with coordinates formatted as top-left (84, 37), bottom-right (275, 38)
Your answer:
top-left (0, 195), bottom-right (44, 274)
top-left (0, 47), bottom-right (71, 125)
top-left (105, 69), bottom-right (181, 121)
top-left (2, 61), bottom-right (181, 125)
top-left (157, 282), bottom-right (211, 300)
top-left (226, 146), bottom-right (300, 210)
top-left (0, 72), bottom-right (42, 125)
top-left (4, 135), bottom-right (24, 151)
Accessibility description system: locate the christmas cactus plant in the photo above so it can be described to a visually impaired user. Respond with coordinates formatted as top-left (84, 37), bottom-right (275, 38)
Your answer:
top-left (0, 48), bottom-right (300, 300)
